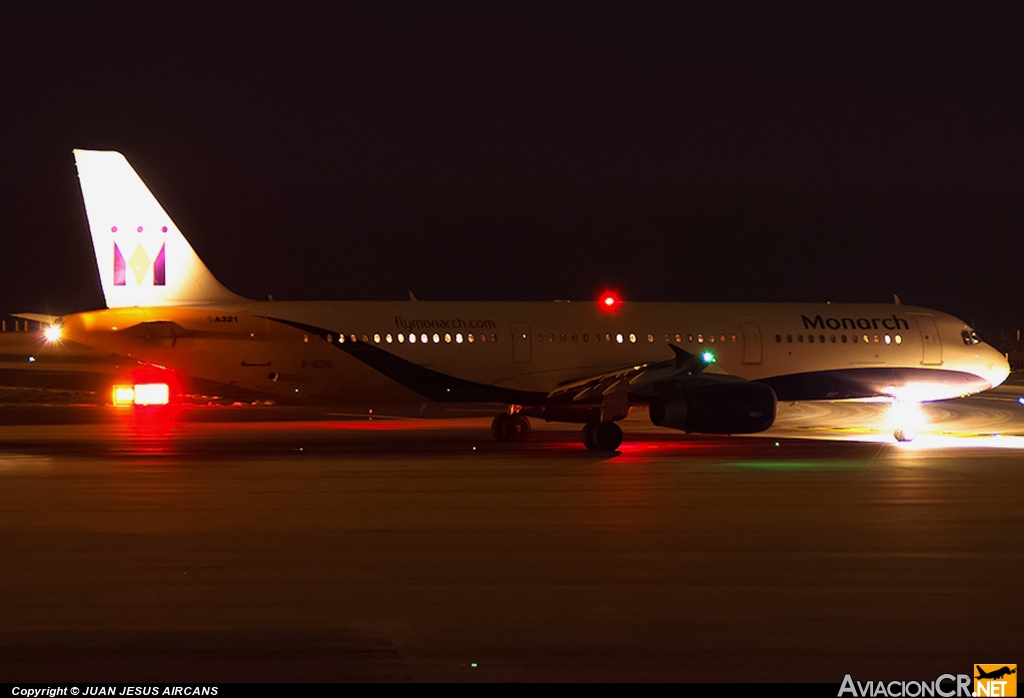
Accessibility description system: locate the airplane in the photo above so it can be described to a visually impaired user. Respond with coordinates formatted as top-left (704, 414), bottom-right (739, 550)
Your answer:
top-left (976, 666), bottom-right (1016, 681)
top-left (24, 149), bottom-right (1011, 450)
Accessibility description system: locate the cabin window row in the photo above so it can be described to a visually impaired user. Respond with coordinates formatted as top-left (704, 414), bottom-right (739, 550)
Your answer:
top-left (315, 331), bottom-right (736, 347)
top-left (537, 332), bottom-right (665, 344)
top-left (535, 332), bottom-right (743, 345)
top-left (774, 333), bottom-right (903, 345)
top-left (322, 332), bottom-right (501, 345)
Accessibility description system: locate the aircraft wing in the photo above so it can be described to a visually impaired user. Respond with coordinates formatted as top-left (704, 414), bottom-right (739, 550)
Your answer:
top-left (547, 344), bottom-right (739, 404)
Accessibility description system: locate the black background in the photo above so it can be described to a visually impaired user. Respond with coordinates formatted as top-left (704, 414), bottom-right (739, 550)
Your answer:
top-left (2, 3), bottom-right (1021, 323)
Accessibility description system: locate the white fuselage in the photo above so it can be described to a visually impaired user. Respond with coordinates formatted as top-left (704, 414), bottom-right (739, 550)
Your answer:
top-left (60, 299), bottom-right (1009, 416)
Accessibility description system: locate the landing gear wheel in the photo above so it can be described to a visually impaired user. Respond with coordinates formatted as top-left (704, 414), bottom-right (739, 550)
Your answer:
top-left (582, 422), bottom-right (597, 450)
top-left (894, 427), bottom-right (916, 443)
top-left (491, 414), bottom-right (508, 441)
top-left (502, 414), bottom-right (531, 442)
top-left (585, 421), bottom-right (623, 451)
top-left (492, 414), bottom-right (531, 442)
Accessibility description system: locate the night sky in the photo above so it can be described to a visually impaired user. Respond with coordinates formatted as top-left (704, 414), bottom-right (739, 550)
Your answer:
top-left (2, 4), bottom-right (1022, 323)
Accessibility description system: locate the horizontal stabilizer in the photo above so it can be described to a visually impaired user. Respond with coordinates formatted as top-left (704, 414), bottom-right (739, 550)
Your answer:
top-left (10, 312), bottom-right (61, 325)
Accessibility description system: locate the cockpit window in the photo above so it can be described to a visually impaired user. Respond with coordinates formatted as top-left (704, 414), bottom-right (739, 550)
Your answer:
top-left (962, 329), bottom-right (981, 346)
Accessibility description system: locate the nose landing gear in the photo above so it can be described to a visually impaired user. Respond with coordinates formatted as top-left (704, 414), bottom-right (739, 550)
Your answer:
top-left (894, 427), bottom-right (917, 443)
top-left (889, 400), bottom-right (922, 443)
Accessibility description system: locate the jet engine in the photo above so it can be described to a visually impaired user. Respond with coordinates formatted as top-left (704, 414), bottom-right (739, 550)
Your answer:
top-left (649, 382), bottom-right (777, 434)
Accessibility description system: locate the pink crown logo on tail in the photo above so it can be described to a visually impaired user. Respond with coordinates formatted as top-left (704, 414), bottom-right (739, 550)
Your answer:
top-left (111, 225), bottom-right (166, 286)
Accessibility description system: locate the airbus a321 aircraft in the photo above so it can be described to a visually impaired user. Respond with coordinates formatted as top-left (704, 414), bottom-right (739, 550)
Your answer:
top-left (28, 150), bottom-right (1010, 450)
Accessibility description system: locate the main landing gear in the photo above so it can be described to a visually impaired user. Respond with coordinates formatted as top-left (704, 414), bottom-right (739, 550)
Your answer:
top-left (582, 421), bottom-right (623, 452)
top-left (490, 413), bottom-right (624, 451)
top-left (491, 413), bottom-right (531, 442)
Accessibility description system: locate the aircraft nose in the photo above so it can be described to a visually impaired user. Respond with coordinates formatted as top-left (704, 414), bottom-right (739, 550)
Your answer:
top-left (984, 344), bottom-right (1011, 389)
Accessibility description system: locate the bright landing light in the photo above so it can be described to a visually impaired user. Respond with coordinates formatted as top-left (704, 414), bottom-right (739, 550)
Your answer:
top-left (887, 400), bottom-right (926, 442)
top-left (43, 324), bottom-right (63, 342)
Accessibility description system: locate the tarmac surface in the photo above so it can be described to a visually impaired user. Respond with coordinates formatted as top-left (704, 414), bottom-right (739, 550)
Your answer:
top-left (0, 385), bottom-right (1022, 682)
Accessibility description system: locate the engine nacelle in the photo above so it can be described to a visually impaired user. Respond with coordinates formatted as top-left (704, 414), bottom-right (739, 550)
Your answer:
top-left (649, 382), bottom-right (777, 434)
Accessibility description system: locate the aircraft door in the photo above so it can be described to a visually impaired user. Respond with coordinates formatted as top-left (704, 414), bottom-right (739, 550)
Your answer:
top-left (510, 322), bottom-right (532, 363)
top-left (740, 322), bottom-right (762, 365)
top-left (915, 315), bottom-right (943, 365)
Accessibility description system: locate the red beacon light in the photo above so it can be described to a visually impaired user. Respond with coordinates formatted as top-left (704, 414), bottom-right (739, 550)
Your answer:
top-left (598, 291), bottom-right (622, 312)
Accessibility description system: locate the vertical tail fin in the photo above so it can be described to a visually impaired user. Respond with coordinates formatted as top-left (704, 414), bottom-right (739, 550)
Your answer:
top-left (73, 149), bottom-right (245, 308)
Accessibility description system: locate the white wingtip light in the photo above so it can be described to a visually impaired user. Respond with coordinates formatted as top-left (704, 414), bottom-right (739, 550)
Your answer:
top-left (73, 150), bottom-right (245, 309)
